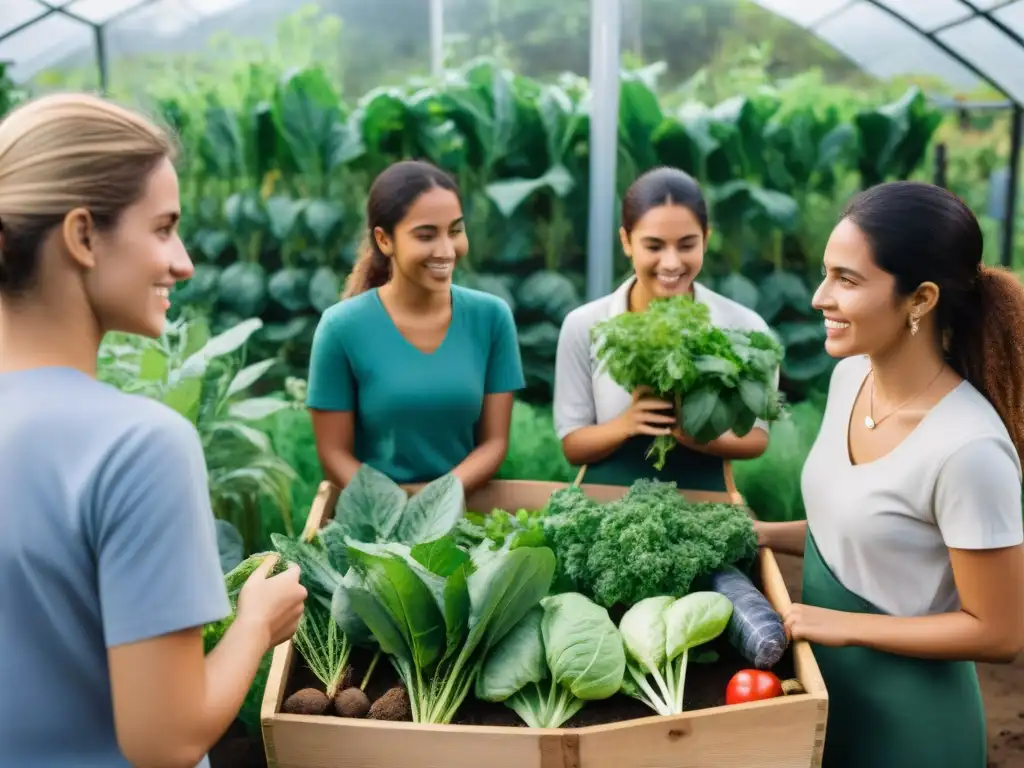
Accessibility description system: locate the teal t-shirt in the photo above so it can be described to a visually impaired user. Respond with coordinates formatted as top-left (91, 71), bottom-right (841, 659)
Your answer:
top-left (306, 285), bottom-right (525, 484)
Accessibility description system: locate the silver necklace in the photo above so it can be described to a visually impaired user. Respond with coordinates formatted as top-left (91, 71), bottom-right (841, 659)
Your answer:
top-left (864, 364), bottom-right (945, 430)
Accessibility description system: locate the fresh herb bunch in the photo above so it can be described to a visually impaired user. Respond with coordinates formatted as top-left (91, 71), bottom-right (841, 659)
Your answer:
top-left (591, 294), bottom-right (785, 468)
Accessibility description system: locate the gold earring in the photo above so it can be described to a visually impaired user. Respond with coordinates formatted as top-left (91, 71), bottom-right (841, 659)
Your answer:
top-left (910, 314), bottom-right (920, 336)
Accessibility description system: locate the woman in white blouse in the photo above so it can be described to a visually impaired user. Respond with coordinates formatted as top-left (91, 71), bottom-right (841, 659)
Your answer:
top-left (552, 166), bottom-right (773, 492)
top-left (758, 181), bottom-right (1024, 767)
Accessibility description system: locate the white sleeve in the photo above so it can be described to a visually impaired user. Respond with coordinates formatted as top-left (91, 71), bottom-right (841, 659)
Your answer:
top-left (553, 310), bottom-right (597, 440)
top-left (934, 436), bottom-right (1024, 550)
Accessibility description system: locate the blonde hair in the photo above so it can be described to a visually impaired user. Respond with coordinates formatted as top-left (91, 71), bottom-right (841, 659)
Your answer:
top-left (0, 92), bottom-right (175, 296)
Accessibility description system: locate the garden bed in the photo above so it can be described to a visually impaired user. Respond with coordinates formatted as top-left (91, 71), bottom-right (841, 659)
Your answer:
top-left (258, 479), bottom-right (828, 768)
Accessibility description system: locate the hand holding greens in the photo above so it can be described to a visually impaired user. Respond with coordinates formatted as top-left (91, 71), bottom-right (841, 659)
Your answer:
top-left (591, 294), bottom-right (785, 468)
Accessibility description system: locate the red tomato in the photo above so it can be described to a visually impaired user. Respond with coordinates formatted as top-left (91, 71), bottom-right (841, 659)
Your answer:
top-left (725, 669), bottom-right (783, 705)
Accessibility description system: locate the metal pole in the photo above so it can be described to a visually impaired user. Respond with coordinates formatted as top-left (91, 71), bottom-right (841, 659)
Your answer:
top-left (93, 24), bottom-right (108, 93)
top-left (1001, 104), bottom-right (1022, 267)
top-left (430, 0), bottom-right (444, 79)
top-left (586, 0), bottom-right (621, 301)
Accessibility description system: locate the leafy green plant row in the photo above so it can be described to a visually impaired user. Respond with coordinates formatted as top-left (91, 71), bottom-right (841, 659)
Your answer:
top-left (155, 56), bottom-right (941, 401)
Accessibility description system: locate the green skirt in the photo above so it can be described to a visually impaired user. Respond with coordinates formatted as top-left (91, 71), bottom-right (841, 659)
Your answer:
top-left (581, 435), bottom-right (728, 492)
top-left (802, 528), bottom-right (986, 768)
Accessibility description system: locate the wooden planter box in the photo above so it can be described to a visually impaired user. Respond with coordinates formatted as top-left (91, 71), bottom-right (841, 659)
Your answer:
top-left (261, 479), bottom-right (828, 768)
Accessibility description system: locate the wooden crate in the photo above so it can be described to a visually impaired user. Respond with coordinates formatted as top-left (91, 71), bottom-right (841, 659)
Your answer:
top-left (261, 479), bottom-right (828, 768)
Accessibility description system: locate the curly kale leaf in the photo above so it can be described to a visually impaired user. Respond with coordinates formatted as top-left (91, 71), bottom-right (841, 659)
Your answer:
top-left (544, 480), bottom-right (758, 608)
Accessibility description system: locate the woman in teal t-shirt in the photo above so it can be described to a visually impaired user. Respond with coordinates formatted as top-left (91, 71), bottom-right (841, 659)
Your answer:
top-left (307, 160), bottom-right (525, 493)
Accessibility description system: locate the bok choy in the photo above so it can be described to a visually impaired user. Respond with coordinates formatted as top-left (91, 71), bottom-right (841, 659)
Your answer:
top-left (619, 592), bottom-right (733, 715)
top-left (476, 592), bottom-right (625, 727)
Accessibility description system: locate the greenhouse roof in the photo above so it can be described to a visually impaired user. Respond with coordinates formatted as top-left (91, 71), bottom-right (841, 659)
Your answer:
top-left (4, 0), bottom-right (1024, 105)
top-left (0, 0), bottom-right (249, 82)
top-left (750, 0), bottom-right (1024, 103)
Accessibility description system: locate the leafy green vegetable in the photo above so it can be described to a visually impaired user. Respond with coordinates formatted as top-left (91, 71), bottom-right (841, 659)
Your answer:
top-left (591, 294), bottom-right (785, 468)
top-left (320, 468), bottom-right (469, 650)
top-left (342, 535), bottom-right (556, 724)
top-left (456, 507), bottom-right (548, 551)
top-left (476, 592), bottom-right (625, 727)
top-left (543, 479), bottom-right (758, 608)
top-left (324, 464), bottom-right (466, 552)
top-left (619, 592), bottom-right (733, 715)
top-left (292, 598), bottom-right (352, 699)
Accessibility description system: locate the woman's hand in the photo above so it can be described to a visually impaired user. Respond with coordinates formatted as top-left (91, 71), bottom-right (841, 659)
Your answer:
top-left (236, 554), bottom-right (308, 650)
top-left (614, 386), bottom-right (677, 438)
top-left (782, 603), bottom-right (854, 647)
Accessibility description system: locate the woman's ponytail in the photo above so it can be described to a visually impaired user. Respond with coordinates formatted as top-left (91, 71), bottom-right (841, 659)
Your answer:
top-left (950, 265), bottom-right (1024, 457)
top-left (341, 236), bottom-right (391, 299)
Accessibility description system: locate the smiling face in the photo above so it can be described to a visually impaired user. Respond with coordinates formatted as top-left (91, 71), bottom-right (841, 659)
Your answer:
top-left (377, 185), bottom-right (466, 295)
top-left (77, 156), bottom-right (193, 337)
top-left (621, 203), bottom-right (706, 302)
top-left (813, 217), bottom-right (923, 359)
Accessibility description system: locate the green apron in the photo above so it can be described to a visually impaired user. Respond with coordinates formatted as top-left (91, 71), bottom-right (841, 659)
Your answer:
top-left (582, 435), bottom-right (727, 491)
top-left (802, 527), bottom-right (986, 768)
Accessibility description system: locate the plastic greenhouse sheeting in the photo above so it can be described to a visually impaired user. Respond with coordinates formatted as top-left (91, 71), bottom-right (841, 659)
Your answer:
top-left (0, 0), bottom-right (249, 81)
top-left (751, 0), bottom-right (1024, 103)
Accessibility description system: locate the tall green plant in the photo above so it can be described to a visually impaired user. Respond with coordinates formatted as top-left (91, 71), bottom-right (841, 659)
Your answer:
top-left (98, 317), bottom-right (297, 553)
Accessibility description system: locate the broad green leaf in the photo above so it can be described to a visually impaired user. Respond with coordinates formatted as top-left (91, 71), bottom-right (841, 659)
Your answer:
top-left (618, 596), bottom-right (673, 674)
top-left (411, 536), bottom-right (470, 577)
top-left (218, 263), bottom-right (268, 318)
top-left (304, 199), bottom-right (345, 246)
top-left (138, 346), bottom-right (168, 383)
top-left (541, 592), bottom-right (625, 700)
top-left (227, 359), bottom-right (277, 398)
top-left (476, 606), bottom-right (546, 701)
top-left (738, 379), bottom-right (770, 417)
top-left (393, 474), bottom-right (465, 545)
top-left (664, 592), bottom-right (733, 661)
top-left (464, 546), bottom-right (556, 659)
top-left (485, 165), bottom-right (575, 217)
top-left (268, 268), bottom-right (312, 312)
top-left (331, 569), bottom-right (375, 646)
top-left (162, 376), bottom-right (203, 423)
top-left (228, 397), bottom-right (290, 422)
top-left (265, 195), bottom-right (307, 242)
top-left (336, 463), bottom-right (407, 543)
top-left (346, 541), bottom-right (446, 672)
top-left (309, 266), bottom-right (341, 313)
top-left (681, 386), bottom-right (718, 440)
top-left (193, 317), bottom-right (264, 361)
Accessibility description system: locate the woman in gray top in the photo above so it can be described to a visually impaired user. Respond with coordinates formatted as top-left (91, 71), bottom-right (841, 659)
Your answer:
top-left (758, 181), bottom-right (1024, 768)
top-left (553, 167), bottom-right (773, 492)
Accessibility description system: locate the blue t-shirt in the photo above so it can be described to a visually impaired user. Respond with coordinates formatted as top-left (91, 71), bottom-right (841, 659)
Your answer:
top-left (306, 285), bottom-right (525, 483)
top-left (0, 367), bottom-right (230, 767)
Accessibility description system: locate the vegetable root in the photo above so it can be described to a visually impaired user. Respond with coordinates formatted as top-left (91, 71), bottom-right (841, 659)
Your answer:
top-left (282, 688), bottom-right (331, 715)
top-left (368, 686), bottom-right (412, 721)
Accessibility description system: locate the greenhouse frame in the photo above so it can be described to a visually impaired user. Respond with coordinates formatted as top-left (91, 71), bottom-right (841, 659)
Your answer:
top-left (2, 0), bottom-right (1023, 296)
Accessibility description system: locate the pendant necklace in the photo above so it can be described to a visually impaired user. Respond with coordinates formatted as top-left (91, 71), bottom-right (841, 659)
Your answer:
top-left (864, 364), bottom-right (946, 430)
